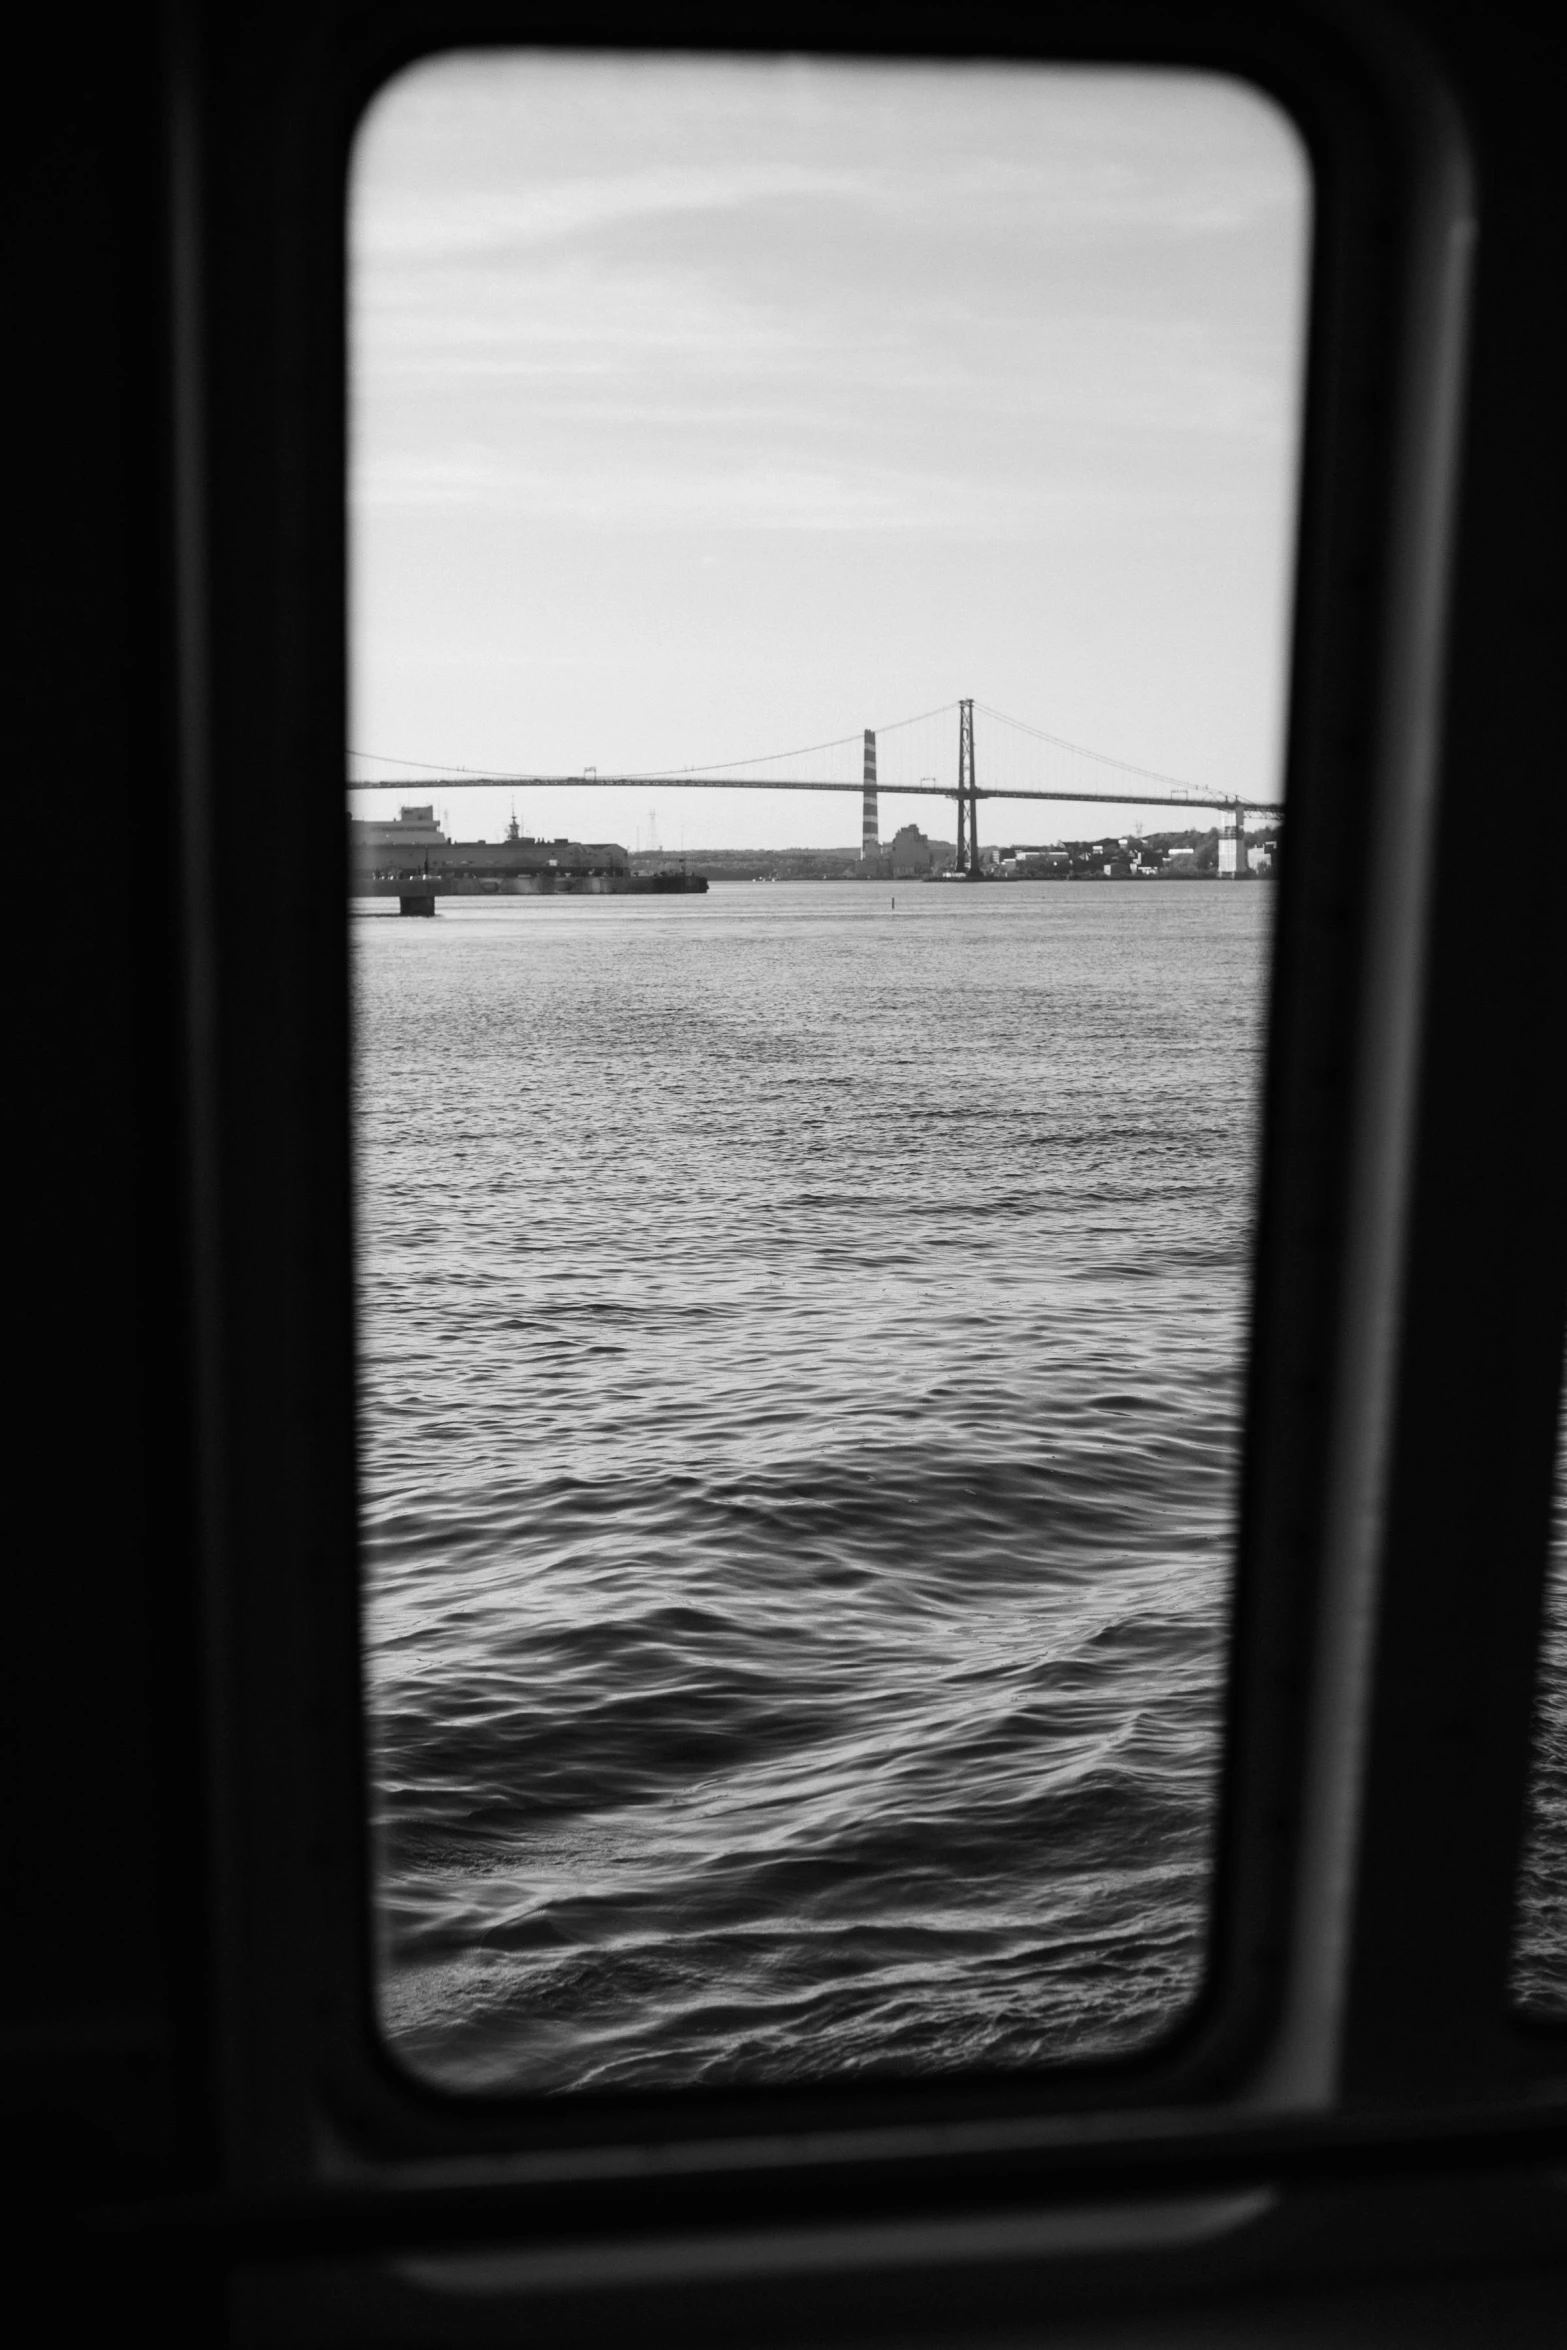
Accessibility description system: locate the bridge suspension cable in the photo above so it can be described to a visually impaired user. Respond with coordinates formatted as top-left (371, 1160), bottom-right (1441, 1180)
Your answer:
top-left (972, 702), bottom-right (1237, 801)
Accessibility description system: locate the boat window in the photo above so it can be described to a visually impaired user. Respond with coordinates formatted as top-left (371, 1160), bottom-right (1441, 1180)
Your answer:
top-left (1512, 1354), bottom-right (1567, 2024)
top-left (349, 51), bottom-right (1310, 2094)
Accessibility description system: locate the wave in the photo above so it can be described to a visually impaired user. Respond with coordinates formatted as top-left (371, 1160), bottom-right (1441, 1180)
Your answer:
top-left (356, 884), bottom-right (1268, 2092)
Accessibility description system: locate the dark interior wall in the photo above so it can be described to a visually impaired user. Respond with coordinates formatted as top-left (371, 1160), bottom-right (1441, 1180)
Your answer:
top-left (1342, 0), bottom-right (1567, 2094)
top-left (4, 1), bottom-right (206, 2198)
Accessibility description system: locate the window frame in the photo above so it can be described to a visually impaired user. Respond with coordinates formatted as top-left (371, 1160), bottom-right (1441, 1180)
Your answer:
top-left (167, 0), bottom-right (1567, 2252)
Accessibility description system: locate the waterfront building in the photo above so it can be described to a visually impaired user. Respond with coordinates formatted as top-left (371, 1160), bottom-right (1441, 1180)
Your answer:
top-left (886, 824), bottom-right (954, 877)
top-left (348, 808), bottom-right (632, 891)
top-left (1217, 812), bottom-right (1250, 877)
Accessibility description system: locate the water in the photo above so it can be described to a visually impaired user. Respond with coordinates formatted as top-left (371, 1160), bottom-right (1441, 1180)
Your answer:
top-left (355, 883), bottom-right (1272, 2094)
top-left (1513, 1378), bottom-right (1567, 2020)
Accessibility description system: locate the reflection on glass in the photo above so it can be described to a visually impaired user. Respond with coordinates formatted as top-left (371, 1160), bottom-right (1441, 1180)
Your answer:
top-left (350, 54), bottom-right (1309, 2093)
top-left (1513, 1366), bottom-right (1567, 2021)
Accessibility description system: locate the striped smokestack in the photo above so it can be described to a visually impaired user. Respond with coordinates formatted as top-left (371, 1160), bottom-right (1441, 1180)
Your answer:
top-left (861, 729), bottom-right (878, 859)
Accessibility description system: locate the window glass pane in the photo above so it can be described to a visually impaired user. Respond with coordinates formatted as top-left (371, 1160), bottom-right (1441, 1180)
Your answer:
top-left (350, 54), bottom-right (1309, 2093)
top-left (1513, 1361), bottom-right (1567, 2022)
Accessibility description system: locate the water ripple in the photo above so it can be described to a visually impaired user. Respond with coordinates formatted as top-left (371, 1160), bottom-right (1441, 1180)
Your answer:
top-left (357, 884), bottom-right (1269, 2092)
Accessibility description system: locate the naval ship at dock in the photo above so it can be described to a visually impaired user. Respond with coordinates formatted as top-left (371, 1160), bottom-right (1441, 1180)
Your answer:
top-left (350, 806), bottom-right (707, 906)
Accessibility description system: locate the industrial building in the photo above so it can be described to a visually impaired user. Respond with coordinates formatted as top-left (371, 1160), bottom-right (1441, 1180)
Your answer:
top-left (348, 805), bottom-right (636, 894)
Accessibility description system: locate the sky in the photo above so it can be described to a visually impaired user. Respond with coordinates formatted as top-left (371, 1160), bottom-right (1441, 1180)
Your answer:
top-left (349, 53), bottom-right (1310, 851)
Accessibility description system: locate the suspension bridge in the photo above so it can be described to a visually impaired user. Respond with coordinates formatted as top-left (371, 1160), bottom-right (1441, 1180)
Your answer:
top-left (348, 698), bottom-right (1283, 881)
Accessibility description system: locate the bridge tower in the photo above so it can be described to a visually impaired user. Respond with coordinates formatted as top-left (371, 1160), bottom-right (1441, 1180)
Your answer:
top-left (957, 698), bottom-right (980, 878)
top-left (861, 730), bottom-right (878, 861)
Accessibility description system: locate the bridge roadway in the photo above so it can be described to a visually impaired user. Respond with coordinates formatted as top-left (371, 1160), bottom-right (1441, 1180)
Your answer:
top-left (345, 774), bottom-right (1283, 815)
